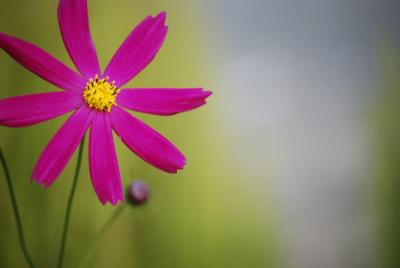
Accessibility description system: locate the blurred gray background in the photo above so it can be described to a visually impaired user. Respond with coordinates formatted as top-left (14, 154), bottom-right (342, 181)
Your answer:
top-left (202, 0), bottom-right (400, 267)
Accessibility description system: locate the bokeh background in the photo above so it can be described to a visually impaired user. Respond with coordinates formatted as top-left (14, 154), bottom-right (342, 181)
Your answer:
top-left (1, 0), bottom-right (400, 267)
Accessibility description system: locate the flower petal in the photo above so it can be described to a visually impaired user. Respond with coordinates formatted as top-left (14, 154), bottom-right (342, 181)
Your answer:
top-left (0, 32), bottom-right (85, 91)
top-left (58, 0), bottom-right (101, 79)
top-left (110, 106), bottom-right (186, 173)
top-left (32, 107), bottom-right (93, 187)
top-left (104, 12), bottom-right (168, 87)
top-left (0, 91), bottom-right (82, 127)
top-left (117, 88), bottom-right (212, 115)
top-left (89, 113), bottom-right (123, 205)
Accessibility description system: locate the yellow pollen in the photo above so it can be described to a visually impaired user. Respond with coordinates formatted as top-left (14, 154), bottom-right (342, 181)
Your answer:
top-left (83, 75), bottom-right (119, 112)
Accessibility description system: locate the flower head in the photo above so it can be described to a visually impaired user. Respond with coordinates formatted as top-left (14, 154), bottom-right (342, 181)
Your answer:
top-left (0, 0), bottom-right (211, 205)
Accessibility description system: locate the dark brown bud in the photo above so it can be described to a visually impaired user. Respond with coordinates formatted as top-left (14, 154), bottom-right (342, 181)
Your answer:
top-left (126, 180), bottom-right (149, 205)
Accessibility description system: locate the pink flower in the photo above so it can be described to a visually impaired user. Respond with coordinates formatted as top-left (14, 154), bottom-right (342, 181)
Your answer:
top-left (0, 0), bottom-right (211, 205)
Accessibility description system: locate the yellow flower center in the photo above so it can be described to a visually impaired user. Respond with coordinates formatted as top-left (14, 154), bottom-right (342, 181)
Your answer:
top-left (83, 75), bottom-right (119, 112)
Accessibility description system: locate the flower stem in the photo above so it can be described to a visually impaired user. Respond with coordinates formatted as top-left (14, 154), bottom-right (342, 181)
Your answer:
top-left (56, 136), bottom-right (86, 268)
top-left (76, 204), bottom-right (126, 268)
top-left (0, 148), bottom-right (36, 268)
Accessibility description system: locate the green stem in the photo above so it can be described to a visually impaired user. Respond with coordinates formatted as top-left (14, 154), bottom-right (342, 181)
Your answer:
top-left (56, 136), bottom-right (86, 268)
top-left (0, 148), bottom-right (36, 268)
top-left (76, 204), bottom-right (126, 268)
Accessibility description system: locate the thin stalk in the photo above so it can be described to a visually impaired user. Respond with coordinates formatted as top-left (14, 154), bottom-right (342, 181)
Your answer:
top-left (0, 148), bottom-right (36, 268)
top-left (76, 204), bottom-right (126, 268)
top-left (56, 136), bottom-right (86, 268)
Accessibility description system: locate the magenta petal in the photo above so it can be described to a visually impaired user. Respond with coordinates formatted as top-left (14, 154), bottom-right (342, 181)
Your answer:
top-left (0, 32), bottom-right (85, 91)
top-left (110, 106), bottom-right (186, 173)
top-left (89, 113), bottom-right (123, 205)
top-left (58, 0), bottom-right (101, 79)
top-left (117, 88), bottom-right (212, 115)
top-left (0, 91), bottom-right (82, 127)
top-left (32, 107), bottom-right (93, 187)
top-left (104, 12), bottom-right (168, 87)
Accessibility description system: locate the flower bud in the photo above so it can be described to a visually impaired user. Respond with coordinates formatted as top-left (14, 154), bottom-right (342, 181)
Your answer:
top-left (126, 180), bottom-right (150, 205)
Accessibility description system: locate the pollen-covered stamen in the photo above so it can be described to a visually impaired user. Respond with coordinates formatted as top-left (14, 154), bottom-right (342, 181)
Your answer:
top-left (83, 75), bottom-right (119, 112)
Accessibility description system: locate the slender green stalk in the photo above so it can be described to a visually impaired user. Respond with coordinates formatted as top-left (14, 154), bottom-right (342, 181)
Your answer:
top-left (56, 136), bottom-right (86, 268)
top-left (0, 148), bottom-right (36, 268)
top-left (76, 204), bottom-right (126, 268)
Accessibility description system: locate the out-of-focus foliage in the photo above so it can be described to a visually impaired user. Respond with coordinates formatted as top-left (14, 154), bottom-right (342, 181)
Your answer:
top-left (374, 39), bottom-right (400, 268)
top-left (0, 1), bottom-right (279, 268)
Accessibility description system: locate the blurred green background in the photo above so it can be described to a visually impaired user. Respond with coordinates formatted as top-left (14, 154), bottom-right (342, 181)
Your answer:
top-left (1, 0), bottom-right (400, 268)
top-left (0, 0), bottom-right (279, 267)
